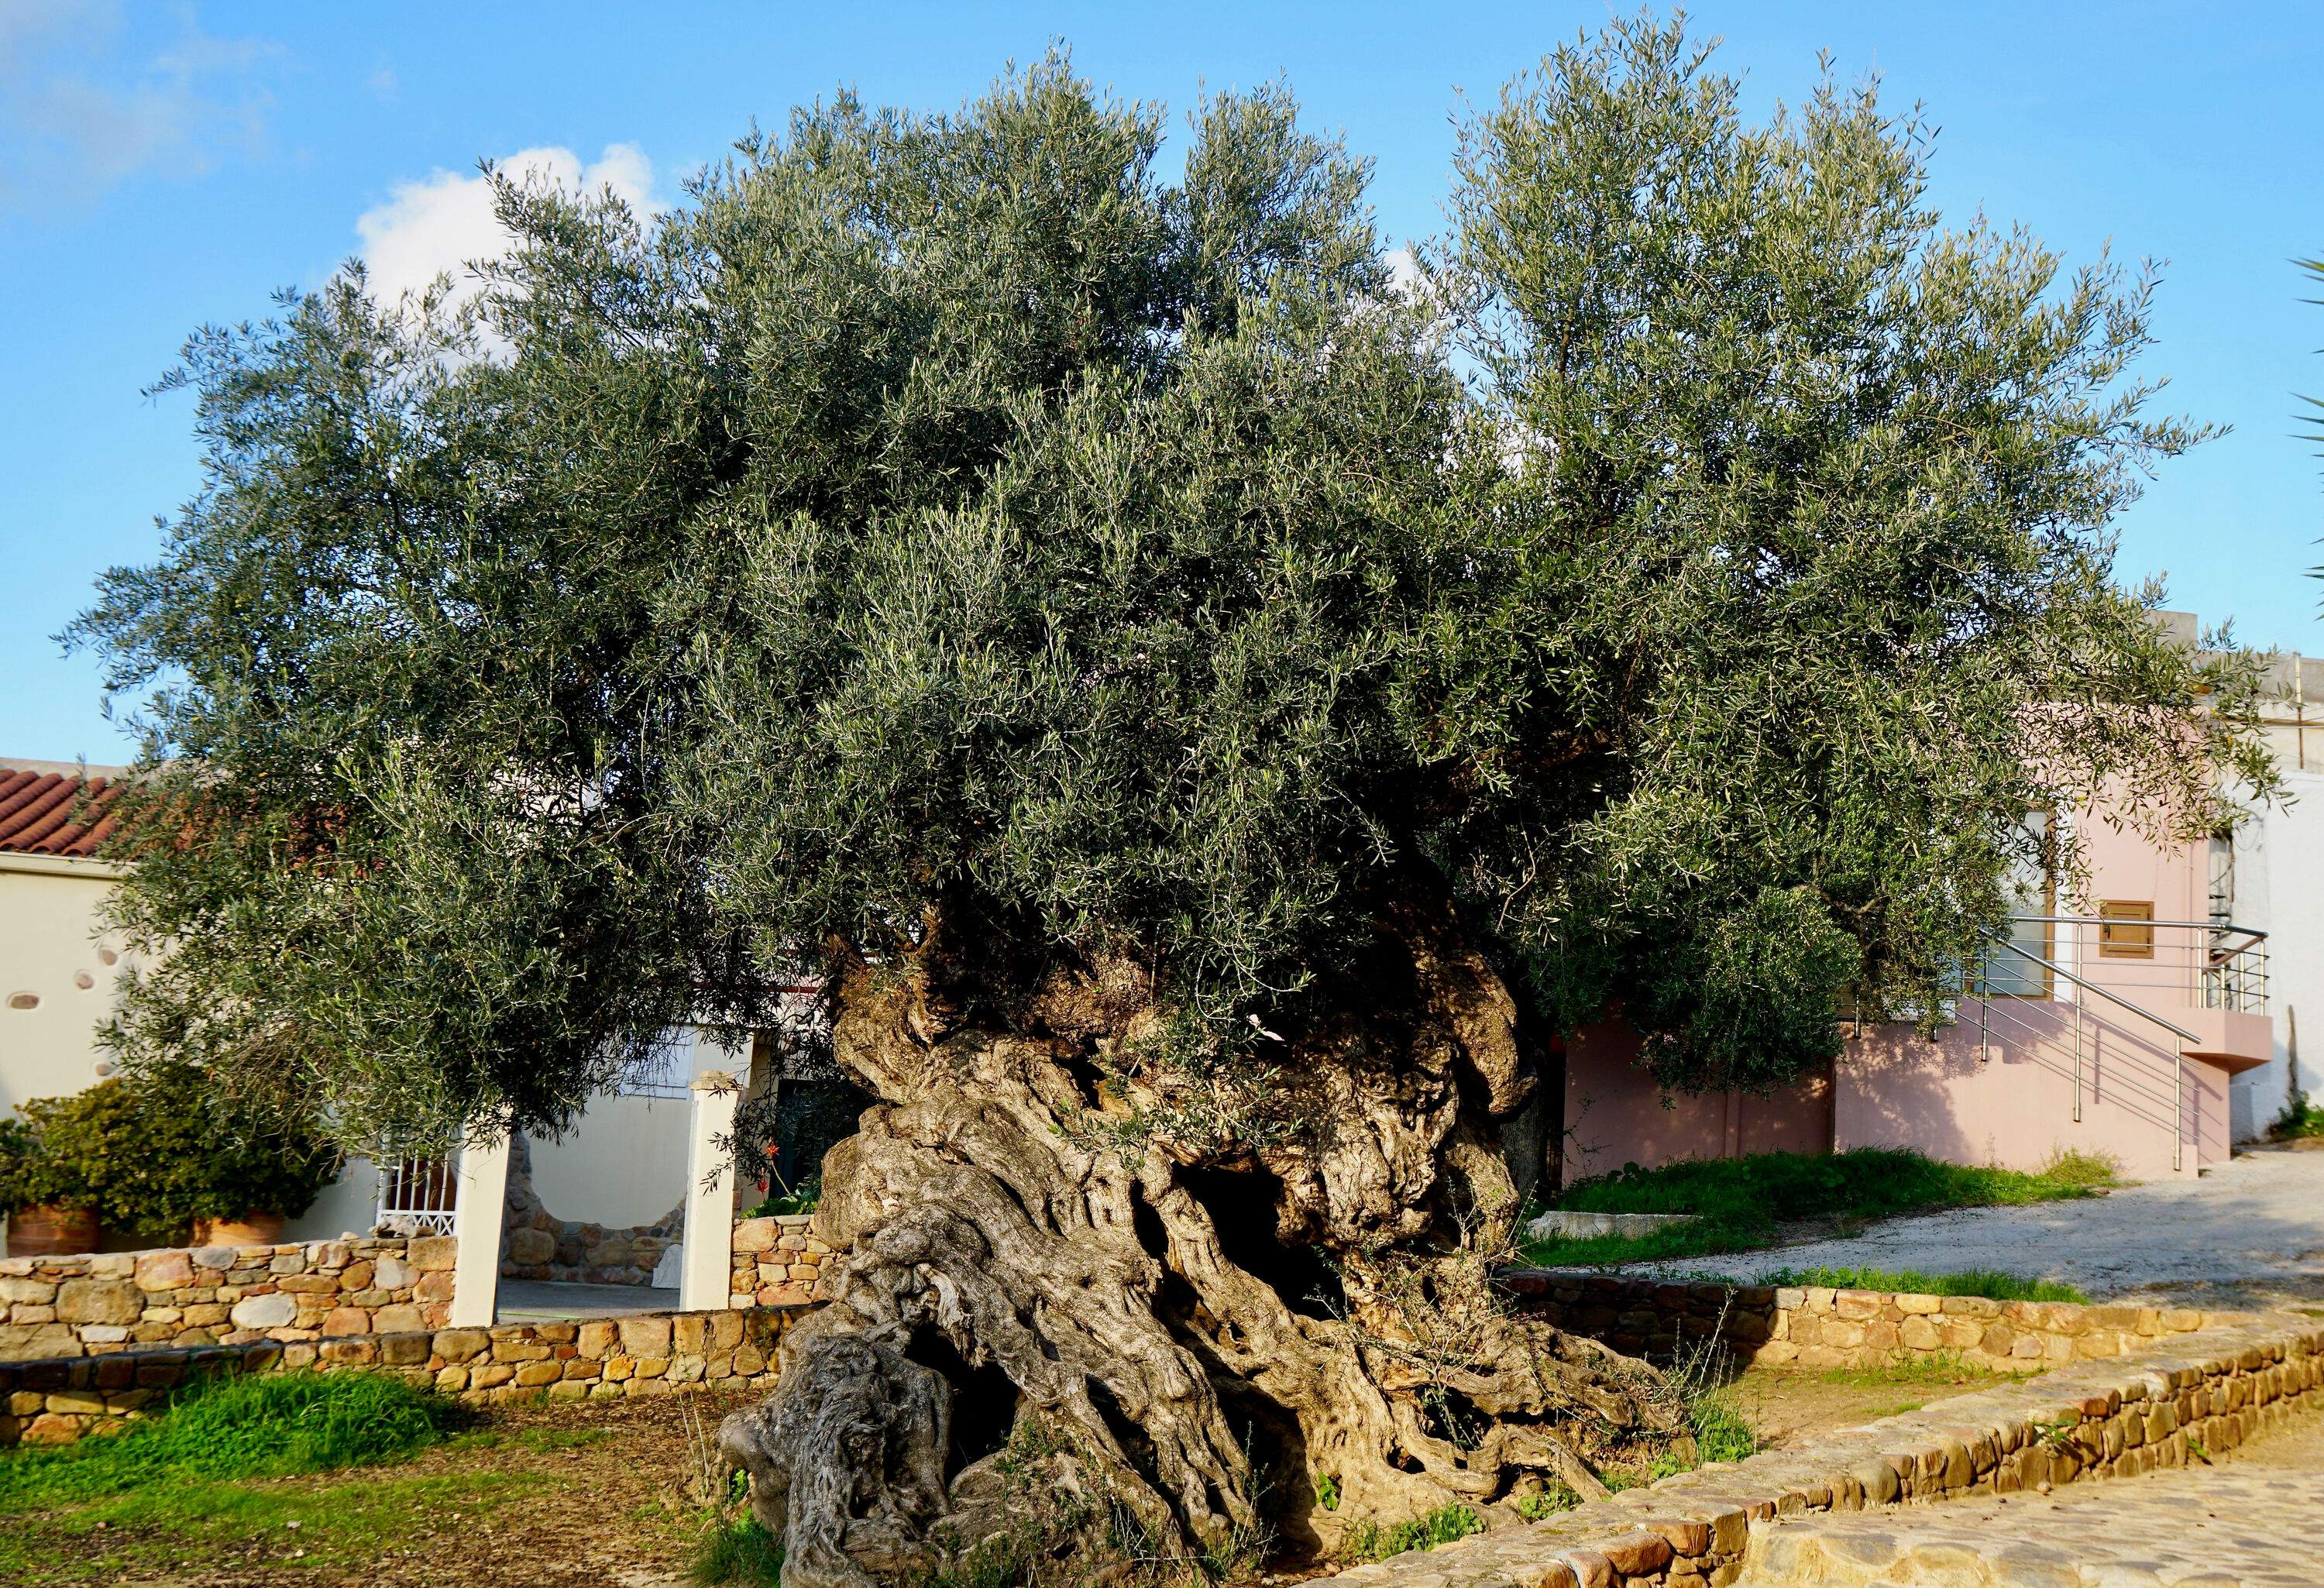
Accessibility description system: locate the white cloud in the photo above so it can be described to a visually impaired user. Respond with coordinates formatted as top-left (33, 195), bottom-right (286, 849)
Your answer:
top-left (0, 1), bottom-right (280, 214)
top-left (353, 143), bottom-right (658, 313)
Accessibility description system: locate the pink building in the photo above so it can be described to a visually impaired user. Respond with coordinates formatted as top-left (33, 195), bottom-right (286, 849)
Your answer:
top-left (1560, 796), bottom-right (2273, 1185)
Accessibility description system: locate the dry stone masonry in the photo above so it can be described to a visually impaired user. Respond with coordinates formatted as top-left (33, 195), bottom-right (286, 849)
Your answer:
top-left (729, 1213), bottom-right (835, 1307)
top-left (1318, 1311), bottom-right (2324, 1588)
top-left (498, 1133), bottom-right (685, 1287)
top-left (0, 1236), bottom-right (454, 1363)
top-left (0, 1304), bottom-right (805, 1445)
top-left (1503, 1271), bottom-right (2231, 1373)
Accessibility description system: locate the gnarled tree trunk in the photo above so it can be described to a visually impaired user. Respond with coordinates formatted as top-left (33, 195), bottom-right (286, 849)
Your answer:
top-left (718, 889), bottom-right (1681, 1588)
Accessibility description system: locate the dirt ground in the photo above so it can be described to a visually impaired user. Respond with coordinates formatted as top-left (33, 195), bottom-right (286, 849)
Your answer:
top-left (1712, 1358), bottom-right (2023, 1452)
top-left (2, 1390), bottom-right (762, 1588)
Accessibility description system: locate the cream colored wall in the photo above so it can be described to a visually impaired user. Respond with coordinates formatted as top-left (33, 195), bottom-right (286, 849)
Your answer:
top-left (0, 857), bottom-right (130, 1115)
top-left (524, 1093), bottom-right (693, 1229)
top-left (0, 855), bottom-right (388, 1246)
top-left (287, 1157), bottom-right (386, 1243)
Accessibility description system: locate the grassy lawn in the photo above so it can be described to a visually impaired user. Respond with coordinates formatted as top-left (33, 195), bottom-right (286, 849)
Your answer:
top-left (0, 1371), bottom-right (755, 1587)
top-left (1518, 1147), bottom-right (2117, 1269)
top-left (1748, 1265), bottom-right (2087, 1304)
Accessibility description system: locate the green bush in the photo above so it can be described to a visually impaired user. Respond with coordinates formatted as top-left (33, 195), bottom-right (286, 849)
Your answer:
top-left (741, 1173), bottom-right (820, 1219)
top-left (0, 1074), bottom-right (340, 1245)
top-left (0, 1114), bottom-right (84, 1213)
top-left (0, 1369), bottom-right (455, 1512)
top-left (2271, 1094), bottom-right (2324, 1142)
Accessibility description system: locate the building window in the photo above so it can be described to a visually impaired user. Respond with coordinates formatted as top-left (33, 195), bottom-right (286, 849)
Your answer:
top-left (613, 1030), bottom-right (696, 1101)
top-left (2099, 900), bottom-right (2154, 959)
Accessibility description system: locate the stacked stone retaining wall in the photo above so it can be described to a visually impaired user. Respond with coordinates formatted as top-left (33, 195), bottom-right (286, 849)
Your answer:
top-left (0, 1236), bottom-right (454, 1363)
top-left (0, 1304), bottom-right (806, 1445)
top-left (500, 1133), bottom-right (683, 1286)
top-left (1503, 1270), bottom-right (2233, 1373)
top-left (730, 1213), bottom-right (835, 1307)
top-left (1320, 1311), bottom-right (2324, 1588)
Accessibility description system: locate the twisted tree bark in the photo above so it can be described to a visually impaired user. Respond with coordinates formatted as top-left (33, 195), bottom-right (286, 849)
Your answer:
top-left (718, 890), bottom-right (1681, 1588)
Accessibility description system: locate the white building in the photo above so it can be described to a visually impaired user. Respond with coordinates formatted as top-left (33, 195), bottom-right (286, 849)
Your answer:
top-left (2199, 639), bottom-right (2324, 1141)
top-left (0, 758), bottom-right (751, 1278)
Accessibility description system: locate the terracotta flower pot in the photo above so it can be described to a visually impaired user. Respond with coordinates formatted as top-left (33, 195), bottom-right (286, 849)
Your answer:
top-left (194, 1211), bottom-right (286, 1247)
top-left (5, 1203), bottom-right (100, 1258)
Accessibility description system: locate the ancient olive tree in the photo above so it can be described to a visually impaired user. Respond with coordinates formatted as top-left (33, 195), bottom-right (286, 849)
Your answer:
top-left (74, 20), bottom-right (2267, 1585)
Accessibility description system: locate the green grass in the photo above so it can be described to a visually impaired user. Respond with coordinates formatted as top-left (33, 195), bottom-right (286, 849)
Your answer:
top-left (1752, 1265), bottom-right (2088, 1304)
top-left (1521, 1148), bottom-right (2118, 1268)
top-left (693, 1516), bottom-right (785, 1586)
top-left (1343, 1502), bottom-right (1482, 1562)
top-left (0, 1369), bottom-right (457, 1513)
top-left (1684, 1393), bottom-right (1758, 1465)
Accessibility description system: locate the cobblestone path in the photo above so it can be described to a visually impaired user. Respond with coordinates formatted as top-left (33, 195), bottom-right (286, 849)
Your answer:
top-left (1739, 1406), bottom-right (2324, 1586)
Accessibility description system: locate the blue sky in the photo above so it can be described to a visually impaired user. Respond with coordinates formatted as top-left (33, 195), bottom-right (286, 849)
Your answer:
top-left (3, 2), bottom-right (2320, 763)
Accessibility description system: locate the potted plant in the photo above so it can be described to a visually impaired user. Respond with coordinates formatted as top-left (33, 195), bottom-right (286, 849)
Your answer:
top-left (101, 1066), bottom-right (341, 1249)
top-left (0, 1108), bottom-right (101, 1257)
top-left (1, 1074), bottom-right (340, 1255)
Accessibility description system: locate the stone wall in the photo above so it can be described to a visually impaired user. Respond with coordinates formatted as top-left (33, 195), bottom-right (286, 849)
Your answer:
top-left (1318, 1311), bottom-right (2324, 1588)
top-left (0, 1236), bottom-right (455, 1363)
top-left (500, 1133), bottom-right (682, 1287)
top-left (1503, 1270), bottom-right (2233, 1373)
top-left (0, 1305), bottom-right (804, 1445)
top-left (730, 1213), bottom-right (835, 1307)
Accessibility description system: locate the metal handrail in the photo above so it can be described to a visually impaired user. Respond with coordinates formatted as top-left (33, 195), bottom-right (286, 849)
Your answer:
top-left (2006, 915), bottom-right (2265, 936)
top-left (1981, 933), bottom-right (2193, 1171)
top-left (2005, 915), bottom-right (2266, 967)
top-left (1983, 937), bottom-right (2200, 1045)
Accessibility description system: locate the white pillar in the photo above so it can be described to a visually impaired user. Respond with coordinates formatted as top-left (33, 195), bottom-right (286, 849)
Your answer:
top-left (681, 1070), bottom-right (740, 1311)
top-left (449, 1127), bottom-right (512, 1328)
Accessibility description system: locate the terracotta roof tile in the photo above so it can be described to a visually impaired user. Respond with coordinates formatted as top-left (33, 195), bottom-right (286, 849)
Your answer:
top-left (0, 770), bottom-right (126, 858)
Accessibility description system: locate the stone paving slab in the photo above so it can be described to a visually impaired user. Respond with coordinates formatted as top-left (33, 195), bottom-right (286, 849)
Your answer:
top-left (1738, 1411), bottom-right (2324, 1586)
top-left (1316, 1313), bottom-right (2324, 1588)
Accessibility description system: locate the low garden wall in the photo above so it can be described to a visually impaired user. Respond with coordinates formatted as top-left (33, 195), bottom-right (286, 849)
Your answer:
top-left (1503, 1270), bottom-right (2233, 1373)
top-left (0, 1305), bottom-right (806, 1445)
top-left (1322, 1310), bottom-right (2324, 1588)
top-left (0, 1236), bottom-right (453, 1363)
top-left (730, 1213), bottom-right (836, 1307)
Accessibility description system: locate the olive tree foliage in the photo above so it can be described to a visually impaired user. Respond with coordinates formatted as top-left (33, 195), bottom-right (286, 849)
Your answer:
top-left (68, 26), bottom-right (2279, 1576)
top-left (73, 57), bottom-right (1466, 1152)
top-left (72, 26), bottom-right (2264, 1146)
top-left (1419, 17), bottom-right (2274, 1087)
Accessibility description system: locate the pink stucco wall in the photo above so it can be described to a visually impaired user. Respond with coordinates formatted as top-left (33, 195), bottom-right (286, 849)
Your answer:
top-left (1555, 803), bottom-right (2267, 1187)
top-left (1834, 1009), bottom-right (2246, 1182)
top-left (1560, 1023), bottom-right (1833, 1186)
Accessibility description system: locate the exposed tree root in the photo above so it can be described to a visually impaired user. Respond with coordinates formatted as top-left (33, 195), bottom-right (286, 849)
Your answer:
top-left (718, 893), bottom-right (1682, 1588)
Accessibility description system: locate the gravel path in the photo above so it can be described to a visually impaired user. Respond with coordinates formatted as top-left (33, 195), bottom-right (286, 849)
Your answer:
top-left (1644, 1144), bottom-right (2324, 1309)
top-left (1740, 1404), bottom-right (2324, 1586)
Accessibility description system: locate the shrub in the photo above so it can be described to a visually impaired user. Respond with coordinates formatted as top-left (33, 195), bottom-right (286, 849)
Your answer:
top-left (0, 1074), bottom-right (340, 1246)
top-left (0, 1113), bottom-right (85, 1214)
